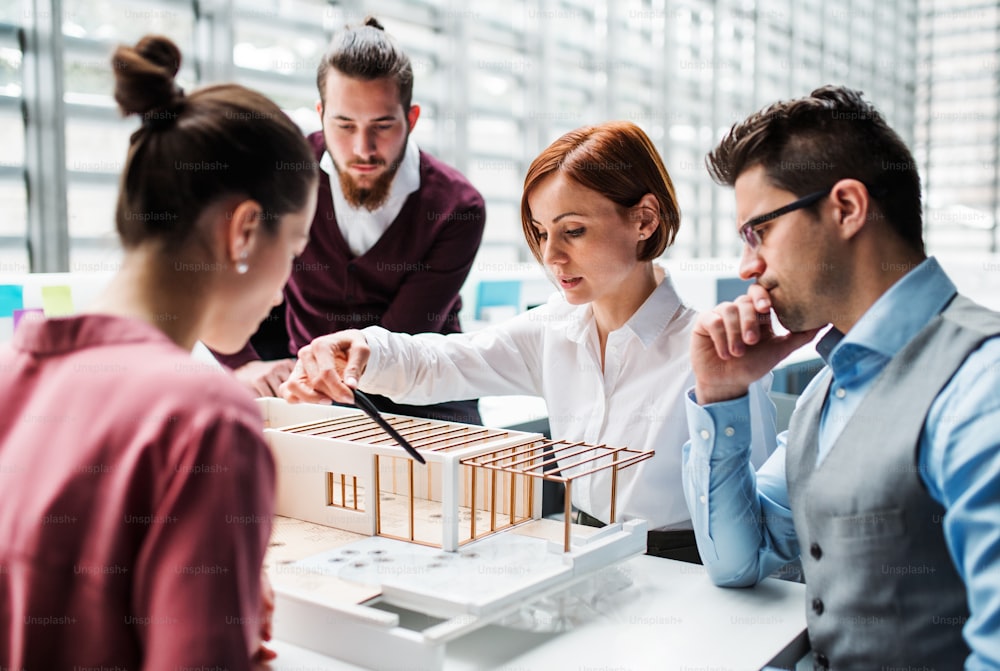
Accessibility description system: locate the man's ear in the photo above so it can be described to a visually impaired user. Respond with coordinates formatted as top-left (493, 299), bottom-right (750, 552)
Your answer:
top-left (407, 104), bottom-right (421, 132)
top-left (315, 99), bottom-right (323, 121)
top-left (829, 179), bottom-right (870, 241)
top-left (226, 199), bottom-right (264, 267)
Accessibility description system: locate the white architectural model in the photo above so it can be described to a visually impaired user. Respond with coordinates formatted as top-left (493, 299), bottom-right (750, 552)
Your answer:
top-left (258, 397), bottom-right (653, 670)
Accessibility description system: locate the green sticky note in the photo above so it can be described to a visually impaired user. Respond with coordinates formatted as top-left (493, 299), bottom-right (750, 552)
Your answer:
top-left (0, 285), bottom-right (23, 317)
top-left (41, 285), bottom-right (74, 317)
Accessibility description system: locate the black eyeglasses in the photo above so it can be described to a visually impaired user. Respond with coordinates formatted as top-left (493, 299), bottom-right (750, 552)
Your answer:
top-left (739, 188), bottom-right (832, 250)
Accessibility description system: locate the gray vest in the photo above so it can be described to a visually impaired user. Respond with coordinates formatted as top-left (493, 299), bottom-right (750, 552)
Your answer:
top-left (787, 295), bottom-right (1000, 670)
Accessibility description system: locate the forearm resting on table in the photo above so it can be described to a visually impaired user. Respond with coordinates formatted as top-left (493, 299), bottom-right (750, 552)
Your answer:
top-left (684, 392), bottom-right (797, 586)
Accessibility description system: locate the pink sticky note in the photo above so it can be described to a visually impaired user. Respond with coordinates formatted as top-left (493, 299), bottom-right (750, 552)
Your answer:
top-left (13, 308), bottom-right (45, 331)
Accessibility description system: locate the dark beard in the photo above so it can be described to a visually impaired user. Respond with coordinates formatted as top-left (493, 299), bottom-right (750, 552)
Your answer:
top-left (333, 145), bottom-right (406, 211)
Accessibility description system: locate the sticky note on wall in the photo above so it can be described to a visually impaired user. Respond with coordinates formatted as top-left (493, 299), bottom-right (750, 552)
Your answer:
top-left (41, 285), bottom-right (74, 317)
top-left (13, 308), bottom-right (44, 331)
top-left (0, 285), bottom-right (23, 317)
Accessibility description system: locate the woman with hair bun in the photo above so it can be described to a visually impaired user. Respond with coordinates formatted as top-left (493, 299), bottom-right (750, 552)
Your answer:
top-left (282, 121), bottom-right (774, 562)
top-left (0, 35), bottom-right (316, 668)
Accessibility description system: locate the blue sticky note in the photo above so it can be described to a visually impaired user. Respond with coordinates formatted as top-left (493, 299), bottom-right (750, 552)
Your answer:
top-left (0, 285), bottom-right (24, 318)
top-left (476, 280), bottom-right (521, 320)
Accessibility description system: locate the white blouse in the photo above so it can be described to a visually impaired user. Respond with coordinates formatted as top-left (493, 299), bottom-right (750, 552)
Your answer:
top-left (360, 272), bottom-right (776, 531)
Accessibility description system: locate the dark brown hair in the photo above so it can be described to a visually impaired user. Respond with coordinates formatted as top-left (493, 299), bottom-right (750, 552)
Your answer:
top-left (521, 121), bottom-right (681, 263)
top-left (112, 35), bottom-right (316, 249)
top-left (316, 16), bottom-right (413, 112)
top-left (706, 85), bottom-right (923, 253)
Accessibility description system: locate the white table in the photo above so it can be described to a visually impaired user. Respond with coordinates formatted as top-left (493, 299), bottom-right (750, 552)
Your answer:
top-left (264, 554), bottom-right (808, 671)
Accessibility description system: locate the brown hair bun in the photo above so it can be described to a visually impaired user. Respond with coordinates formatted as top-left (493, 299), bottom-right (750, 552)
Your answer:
top-left (112, 34), bottom-right (183, 123)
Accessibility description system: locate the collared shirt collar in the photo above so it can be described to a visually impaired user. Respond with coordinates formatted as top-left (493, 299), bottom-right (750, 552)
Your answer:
top-left (817, 256), bottom-right (956, 367)
top-left (563, 267), bottom-right (685, 348)
top-left (12, 314), bottom-right (174, 355)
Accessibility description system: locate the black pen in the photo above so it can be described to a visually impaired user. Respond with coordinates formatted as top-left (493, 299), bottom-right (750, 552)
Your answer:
top-left (351, 388), bottom-right (426, 464)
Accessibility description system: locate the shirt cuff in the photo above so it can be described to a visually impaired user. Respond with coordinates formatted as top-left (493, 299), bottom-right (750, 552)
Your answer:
top-left (685, 388), bottom-right (754, 461)
top-left (358, 326), bottom-right (388, 388)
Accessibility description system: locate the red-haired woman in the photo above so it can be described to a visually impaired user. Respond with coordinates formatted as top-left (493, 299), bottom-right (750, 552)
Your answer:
top-left (282, 121), bottom-right (774, 562)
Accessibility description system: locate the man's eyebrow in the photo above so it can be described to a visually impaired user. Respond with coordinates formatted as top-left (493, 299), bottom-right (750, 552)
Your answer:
top-left (331, 114), bottom-right (399, 123)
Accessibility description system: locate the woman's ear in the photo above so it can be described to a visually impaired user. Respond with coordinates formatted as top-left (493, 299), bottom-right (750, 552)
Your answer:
top-left (632, 193), bottom-right (660, 239)
top-left (226, 199), bottom-right (264, 272)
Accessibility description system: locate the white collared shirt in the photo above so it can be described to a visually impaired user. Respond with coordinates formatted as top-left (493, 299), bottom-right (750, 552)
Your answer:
top-left (319, 136), bottom-right (421, 257)
top-left (360, 271), bottom-right (776, 531)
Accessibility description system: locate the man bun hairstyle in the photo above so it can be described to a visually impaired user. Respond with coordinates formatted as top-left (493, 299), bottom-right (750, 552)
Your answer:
top-left (111, 34), bottom-right (317, 249)
top-left (316, 15), bottom-right (414, 111)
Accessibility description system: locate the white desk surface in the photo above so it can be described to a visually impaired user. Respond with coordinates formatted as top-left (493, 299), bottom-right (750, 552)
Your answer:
top-left (263, 554), bottom-right (807, 671)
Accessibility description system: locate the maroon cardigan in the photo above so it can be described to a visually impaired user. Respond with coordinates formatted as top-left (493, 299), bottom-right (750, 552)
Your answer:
top-left (218, 132), bottom-right (486, 367)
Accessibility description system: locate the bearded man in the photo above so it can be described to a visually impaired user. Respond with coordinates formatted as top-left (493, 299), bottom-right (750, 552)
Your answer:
top-left (218, 16), bottom-right (485, 424)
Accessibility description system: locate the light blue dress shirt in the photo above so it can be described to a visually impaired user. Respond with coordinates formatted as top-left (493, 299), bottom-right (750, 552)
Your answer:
top-left (682, 257), bottom-right (1000, 669)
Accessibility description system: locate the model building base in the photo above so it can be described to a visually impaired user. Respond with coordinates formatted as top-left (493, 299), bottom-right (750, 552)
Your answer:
top-left (266, 515), bottom-right (647, 670)
top-left (257, 398), bottom-right (653, 669)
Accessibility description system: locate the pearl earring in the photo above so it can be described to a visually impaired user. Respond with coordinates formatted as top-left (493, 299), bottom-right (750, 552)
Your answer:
top-left (236, 252), bottom-right (249, 274)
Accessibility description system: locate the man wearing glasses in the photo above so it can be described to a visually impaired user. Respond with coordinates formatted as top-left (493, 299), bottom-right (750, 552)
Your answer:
top-left (682, 85), bottom-right (1000, 669)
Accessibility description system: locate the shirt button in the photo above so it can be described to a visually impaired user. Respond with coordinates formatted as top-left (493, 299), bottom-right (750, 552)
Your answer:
top-left (724, 426), bottom-right (735, 437)
top-left (834, 388), bottom-right (846, 399)
top-left (812, 598), bottom-right (824, 615)
top-left (810, 543), bottom-right (822, 560)
top-left (699, 429), bottom-right (711, 440)
top-left (699, 495), bottom-right (707, 504)
top-left (815, 652), bottom-right (830, 668)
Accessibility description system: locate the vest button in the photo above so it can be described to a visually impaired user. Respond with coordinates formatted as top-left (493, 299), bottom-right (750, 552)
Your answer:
top-left (810, 542), bottom-right (822, 560)
top-left (812, 597), bottom-right (824, 615)
top-left (815, 652), bottom-right (830, 668)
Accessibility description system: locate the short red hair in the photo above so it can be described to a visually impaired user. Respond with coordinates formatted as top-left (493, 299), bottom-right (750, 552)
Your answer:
top-left (521, 121), bottom-right (680, 263)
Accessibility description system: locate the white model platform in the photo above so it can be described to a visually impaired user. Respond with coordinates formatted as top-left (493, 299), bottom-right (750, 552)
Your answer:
top-left (257, 398), bottom-right (653, 670)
